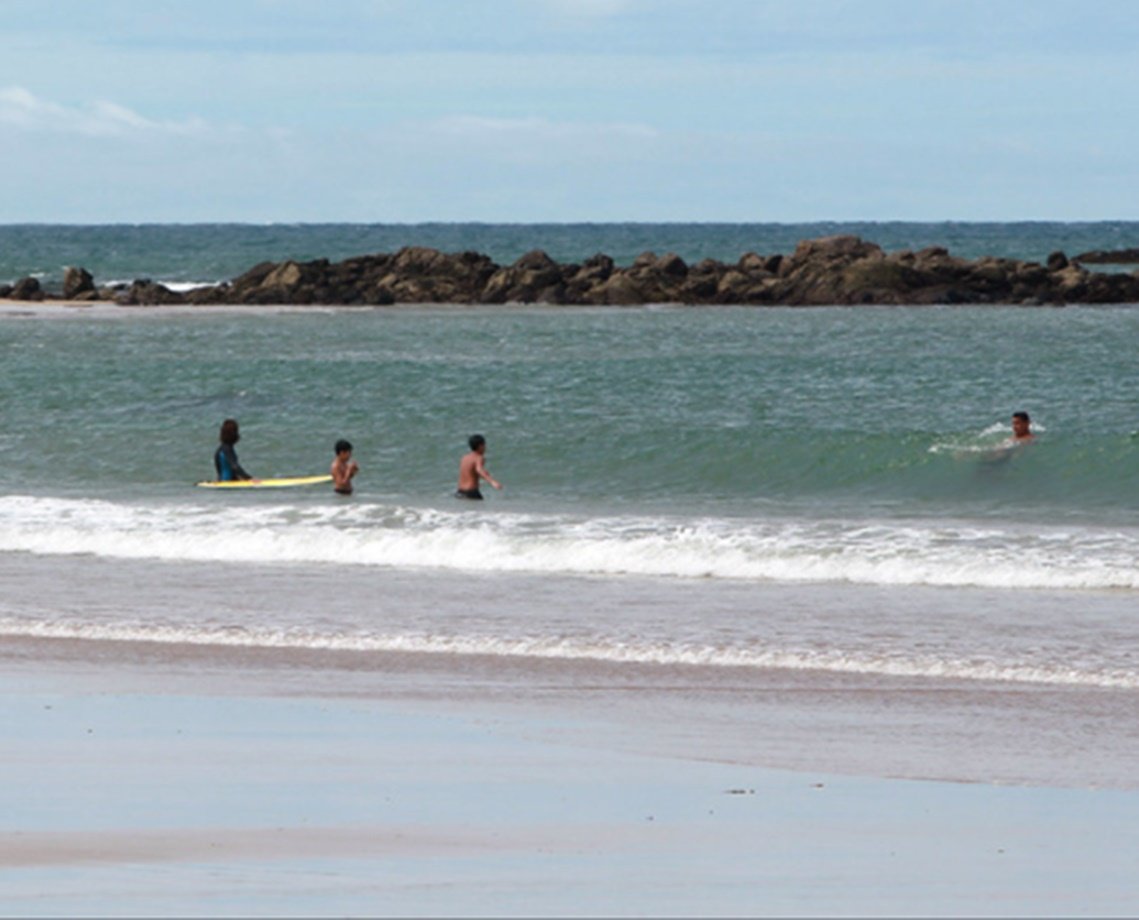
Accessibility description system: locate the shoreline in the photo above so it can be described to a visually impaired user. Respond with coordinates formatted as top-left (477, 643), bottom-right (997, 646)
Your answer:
top-left (5, 298), bottom-right (1139, 319)
top-left (5, 597), bottom-right (1138, 793)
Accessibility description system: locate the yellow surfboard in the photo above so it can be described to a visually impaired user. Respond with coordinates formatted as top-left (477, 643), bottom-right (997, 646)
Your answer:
top-left (196, 474), bottom-right (333, 489)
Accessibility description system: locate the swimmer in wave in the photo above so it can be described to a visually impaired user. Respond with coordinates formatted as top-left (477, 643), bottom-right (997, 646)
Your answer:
top-left (1010, 411), bottom-right (1034, 442)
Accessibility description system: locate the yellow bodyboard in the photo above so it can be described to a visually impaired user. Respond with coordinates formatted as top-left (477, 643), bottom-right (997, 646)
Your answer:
top-left (196, 474), bottom-right (333, 489)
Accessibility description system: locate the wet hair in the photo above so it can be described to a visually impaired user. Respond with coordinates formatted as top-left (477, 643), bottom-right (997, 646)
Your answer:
top-left (1012, 411), bottom-right (1031, 424)
top-left (468, 434), bottom-right (486, 451)
top-left (219, 418), bottom-right (240, 445)
top-left (335, 439), bottom-right (353, 454)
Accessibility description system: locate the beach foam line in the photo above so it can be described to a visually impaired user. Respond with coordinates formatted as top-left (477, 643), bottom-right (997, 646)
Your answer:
top-left (3, 618), bottom-right (1136, 690)
top-left (2, 494), bottom-right (1138, 591)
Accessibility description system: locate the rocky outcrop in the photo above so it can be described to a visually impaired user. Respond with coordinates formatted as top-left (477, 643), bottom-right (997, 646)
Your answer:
top-left (8, 235), bottom-right (1139, 306)
top-left (1074, 247), bottom-right (1139, 263)
top-left (188, 246), bottom-right (499, 306)
top-left (9, 277), bottom-right (43, 301)
top-left (483, 250), bottom-right (567, 304)
top-left (62, 266), bottom-right (95, 300)
top-left (115, 279), bottom-right (186, 306)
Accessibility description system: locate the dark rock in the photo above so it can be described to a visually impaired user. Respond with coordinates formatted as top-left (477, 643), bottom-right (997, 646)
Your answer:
top-left (384, 247), bottom-right (496, 303)
top-left (10, 277), bottom-right (43, 301)
top-left (775, 236), bottom-right (887, 304)
top-left (137, 234), bottom-right (1139, 308)
top-left (578, 253), bottom-right (615, 282)
top-left (483, 249), bottom-right (564, 303)
top-left (63, 266), bottom-right (96, 299)
top-left (513, 249), bottom-right (560, 274)
top-left (737, 252), bottom-right (767, 274)
top-left (1073, 247), bottom-right (1139, 263)
top-left (966, 257), bottom-right (1017, 298)
top-left (656, 253), bottom-right (688, 278)
top-left (841, 258), bottom-right (923, 300)
top-left (186, 283), bottom-right (227, 305)
top-left (536, 282), bottom-right (569, 305)
top-left (601, 251), bottom-right (693, 303)
top-left (908, 248), bottom-right (970, 289)
top-left (361, 284), bottom-right (396, 306)
top-left (230, 261), bottom-right (278, 290)
top-left (680, 274), bottom-right (719, 301)
top-left (597, 273), bottom-right (649, 305)
top-left (1050, 265), bottom-right (1089, 301)
top-left (716, 269), bottom-right (752, 302)
top-left (116, 279), bottom-right (184, 306)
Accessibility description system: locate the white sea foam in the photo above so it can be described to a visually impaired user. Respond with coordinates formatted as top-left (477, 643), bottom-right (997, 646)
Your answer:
top-left (2, 616), bottom-right (1135, 690)
top-left (160, 280), bottom-right (217, 293)
top-left (1, 494), bottom-right (1137, 591)
top-left (100, 278), bottom-right (218, 292)
top-left (927, 420), bottom-right (1048, 455)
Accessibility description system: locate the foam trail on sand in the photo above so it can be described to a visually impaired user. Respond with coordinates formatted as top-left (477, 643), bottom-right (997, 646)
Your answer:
top-left (2, 617), bottom-right (1136, 690)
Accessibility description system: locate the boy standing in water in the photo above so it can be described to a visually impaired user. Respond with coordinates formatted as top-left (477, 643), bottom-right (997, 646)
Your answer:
top-left (331, 439), bottom-right (359, 495)
top-left (456, 434), bottom-right (502, 499)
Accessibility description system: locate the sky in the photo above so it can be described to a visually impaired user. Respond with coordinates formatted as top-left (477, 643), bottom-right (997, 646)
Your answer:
top-left (1, 0), bottom-right (1137, 223)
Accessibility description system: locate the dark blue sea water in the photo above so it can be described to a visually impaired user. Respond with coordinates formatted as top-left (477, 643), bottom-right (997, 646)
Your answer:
top-left (3, 221), bottom-right (1139, 288)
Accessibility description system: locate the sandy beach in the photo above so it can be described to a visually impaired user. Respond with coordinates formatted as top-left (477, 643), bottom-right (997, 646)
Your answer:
top-left (3, 635), bottom-right (1138, 918)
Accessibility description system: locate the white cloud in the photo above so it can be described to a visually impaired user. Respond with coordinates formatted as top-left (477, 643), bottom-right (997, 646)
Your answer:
top-left (0, 86), bottom-right (208, 137)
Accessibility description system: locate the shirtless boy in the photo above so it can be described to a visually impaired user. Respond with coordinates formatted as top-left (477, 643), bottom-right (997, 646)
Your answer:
top-left (331, 439), bottom-right (359, 495)
top-left (456, 434), bottom-right (502, 500)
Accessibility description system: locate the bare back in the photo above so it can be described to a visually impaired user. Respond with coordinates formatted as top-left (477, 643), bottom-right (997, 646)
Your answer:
top-left (457, 451), bottom-right (482, 492)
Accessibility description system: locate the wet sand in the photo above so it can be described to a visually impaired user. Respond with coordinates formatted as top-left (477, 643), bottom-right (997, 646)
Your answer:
top-left (3, 655), bottom-right (1138, 917)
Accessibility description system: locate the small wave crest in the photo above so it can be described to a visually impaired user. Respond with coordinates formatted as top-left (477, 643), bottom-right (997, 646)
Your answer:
top-left (2, 617), bottom-right (1135, 690)
top-left (927, 421), bottom-right (1047, 456)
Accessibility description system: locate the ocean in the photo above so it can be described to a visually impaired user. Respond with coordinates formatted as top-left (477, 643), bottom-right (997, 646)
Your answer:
top-left (2, 223), bottom-right (1138, 788)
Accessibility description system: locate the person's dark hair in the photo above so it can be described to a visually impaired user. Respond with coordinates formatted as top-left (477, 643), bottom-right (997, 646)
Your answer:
top-left (219, 419), bottom-right (240, 446)
top-left (335, 439), bottom-right (353, 454)
top-left (1013, 411), bottom-right (1031, 424)
top-left (469, 434), bottom-right (486, 451)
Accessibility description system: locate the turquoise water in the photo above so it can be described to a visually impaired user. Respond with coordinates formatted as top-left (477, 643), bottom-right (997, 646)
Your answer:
top-left (2, 302), bottom-right (1137, 591)
top-left (3, 305), bottom-right (1137, 523)
top-left (4, 221), bottom-right (1139, 288)
top-left (2, 300), bottom-right (1138, 737)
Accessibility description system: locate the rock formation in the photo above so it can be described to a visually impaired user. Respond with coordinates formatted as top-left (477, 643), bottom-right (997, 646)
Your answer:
top-left (62, 266), bottom-right (96, 300)
top-left (9, 235), bottom-right (1139, 306)
top-left (8, 277), bottom-right (44, 301)
top-left (1073, 247), bottom-right (1139, 264)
